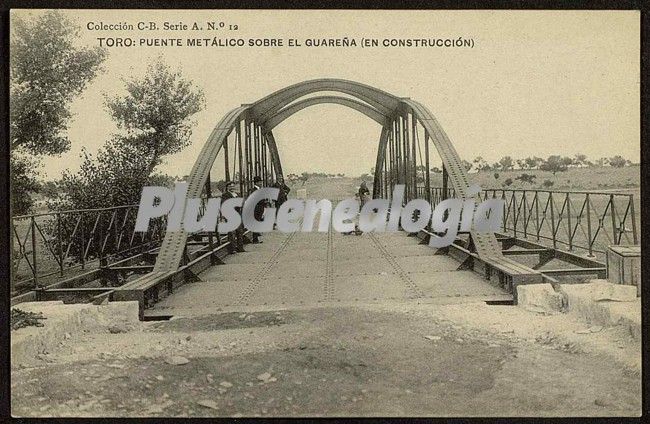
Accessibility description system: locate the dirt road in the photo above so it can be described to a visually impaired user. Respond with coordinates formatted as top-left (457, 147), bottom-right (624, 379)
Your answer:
top-left (11, 301), bottom-right (641, 417)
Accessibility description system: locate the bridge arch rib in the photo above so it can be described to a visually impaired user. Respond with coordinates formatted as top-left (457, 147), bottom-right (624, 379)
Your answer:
top-left (263, 95), bottom-right (389, 130)
top-left (251, 78), bottom-right (401, 120)
top-left (152, 78), bottom-right (474, 273)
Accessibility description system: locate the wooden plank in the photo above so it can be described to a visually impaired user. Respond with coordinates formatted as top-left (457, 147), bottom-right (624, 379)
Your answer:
top-left (541, 267), bottom-right (606, 276)
top-left (503, 248), bottom-right (551, 256)
top-left (487, 256), bottom-right (541, 276)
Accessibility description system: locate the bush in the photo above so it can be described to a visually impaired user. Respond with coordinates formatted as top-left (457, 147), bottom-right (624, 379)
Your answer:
top-left (49, 139), bottom-right (155, 212)
top-left (44, 140), bottom-right (177, 264)
top-left (515, 173), bottom-right (537, 184)
top-left (608, 155), bottom-right (627, 168)
top-left (539, 155), bottom-right (568, 175)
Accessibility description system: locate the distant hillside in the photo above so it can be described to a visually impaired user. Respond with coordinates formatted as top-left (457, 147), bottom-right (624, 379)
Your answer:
top-left (466, 165), bottom-right (640, 192)
top-left (289, 165), bottom-right (640, 201)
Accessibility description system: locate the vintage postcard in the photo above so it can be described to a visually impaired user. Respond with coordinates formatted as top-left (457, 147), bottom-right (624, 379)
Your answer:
top-left (8, 8), bottom-right (641, 418)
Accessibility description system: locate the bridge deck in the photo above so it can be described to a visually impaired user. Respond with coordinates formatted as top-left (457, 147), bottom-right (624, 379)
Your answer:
top-left (150, 229), bottom-right (510, 317)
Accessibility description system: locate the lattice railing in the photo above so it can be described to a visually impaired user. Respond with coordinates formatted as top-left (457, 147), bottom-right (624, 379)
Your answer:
top-left (416, 186), bottom-right (638, 257)
top-left (11, 205), bottom-right (167, 293)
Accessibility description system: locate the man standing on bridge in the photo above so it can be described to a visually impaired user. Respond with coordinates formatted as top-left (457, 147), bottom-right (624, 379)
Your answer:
top-left (221, 181), bottom-right (244, 253)
top-left (250, 176), bottom-right (266, 244)
top-left (272, 176), bottom-right (291, 209)
top-left (358, 180), bottom-right (370, 207)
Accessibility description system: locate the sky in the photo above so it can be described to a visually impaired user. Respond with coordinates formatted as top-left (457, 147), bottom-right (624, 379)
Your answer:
top-left (13, 9), bottom-right (640, 181)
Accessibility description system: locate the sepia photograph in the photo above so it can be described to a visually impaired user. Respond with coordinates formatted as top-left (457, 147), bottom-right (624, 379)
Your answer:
top-left (6, 7), bottom-right (643, 418)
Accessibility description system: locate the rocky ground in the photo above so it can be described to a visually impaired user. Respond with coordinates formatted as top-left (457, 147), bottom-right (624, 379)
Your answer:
top-left (11, 300), bottom-right (641, 417)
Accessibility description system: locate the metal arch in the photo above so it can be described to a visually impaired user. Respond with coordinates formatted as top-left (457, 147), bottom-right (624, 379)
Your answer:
top-left (152, 79), bottom-right (477, 274)
top-left (251, 79), bottom-right (401, 122)
top-left (153, 104), bottom-right (288, 273)
top-left (184, 106), bottom-right (249, 197)
top-left (372, 125), bottom-right (390, 198)
top-left (263, 96), bottom-right (389, 130)
top-left (263, 131), bottom-right (284, 178)
top-left (400, 98), bottom-right (503, 258)
top-left (400, 98), bottom-right (470, 198)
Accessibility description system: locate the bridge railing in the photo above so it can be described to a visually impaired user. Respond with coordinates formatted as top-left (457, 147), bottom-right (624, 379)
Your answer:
top-left (11, 205), bottom-right (167, 294)
top-left (416, 186), bottom-right (639, 257)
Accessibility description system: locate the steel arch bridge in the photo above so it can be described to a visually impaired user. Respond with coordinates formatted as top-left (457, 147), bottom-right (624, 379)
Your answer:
top-left (11, 79), bottom-right (617, 313)
top-left (152, 78), bottom-right (498, 275)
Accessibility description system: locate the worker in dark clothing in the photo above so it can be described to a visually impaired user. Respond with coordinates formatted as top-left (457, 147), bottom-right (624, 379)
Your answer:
top-left (221, 181), bottom-right (244, 252)
top-left (358, 180), bottom-right (370, 206)
top-left (272, 176), bottom-right (291, 209)
top-left (250, 176), bottom-right (265, 243)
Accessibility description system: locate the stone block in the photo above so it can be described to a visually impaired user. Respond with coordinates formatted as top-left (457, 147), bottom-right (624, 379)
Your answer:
top-left (560, 281), bottom-right (641, 340)
top-left (516, 283), bottom-right (564, 313)
top-left (96, 300), bottom-right (140, 324)
top-left (591, 279), bottom-right (637, 302)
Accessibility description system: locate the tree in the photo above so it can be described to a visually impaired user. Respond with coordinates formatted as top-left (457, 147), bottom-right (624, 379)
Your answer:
top-left (50, 139), bottom-right (163, 211)
top-left (542, 179), bottom-right (554, 189)
top-left (40, 180), bottom-right (60, 199)
top-left (461, 160), bottom-right (472, 172)
top-left (472, 156), bottom-right (490, 171)
top-left (516, 159), bottom-right (526, 170)
top-left (539, 155), bottom-right (569, 175)
top-left (104, 59), bottom-right (205, 176)
top-left (608, 155), bottom-right (627, 168)
top-left (52, 59), bottom-right (204, 212)
top-left (11, 11), bottom-right (107, 155)
top-left (10, 154), bottom-right (41, 215)
top-left (503, 178), bottom-right (513, 187)
top-left (10, 11), bottom-right (107, 214)
top-left (524, 156), bottom-right (544, 170)
top-left (561, 156), bottom-right (574, 168)
top-left (573, 153), bottom-right (588, 167)
top-left (595, 157), bottom-right (609, 167)
top-left (46, 139), bottom-right (178, 263)
top-left (498, 156), bottom-right (514, 171)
